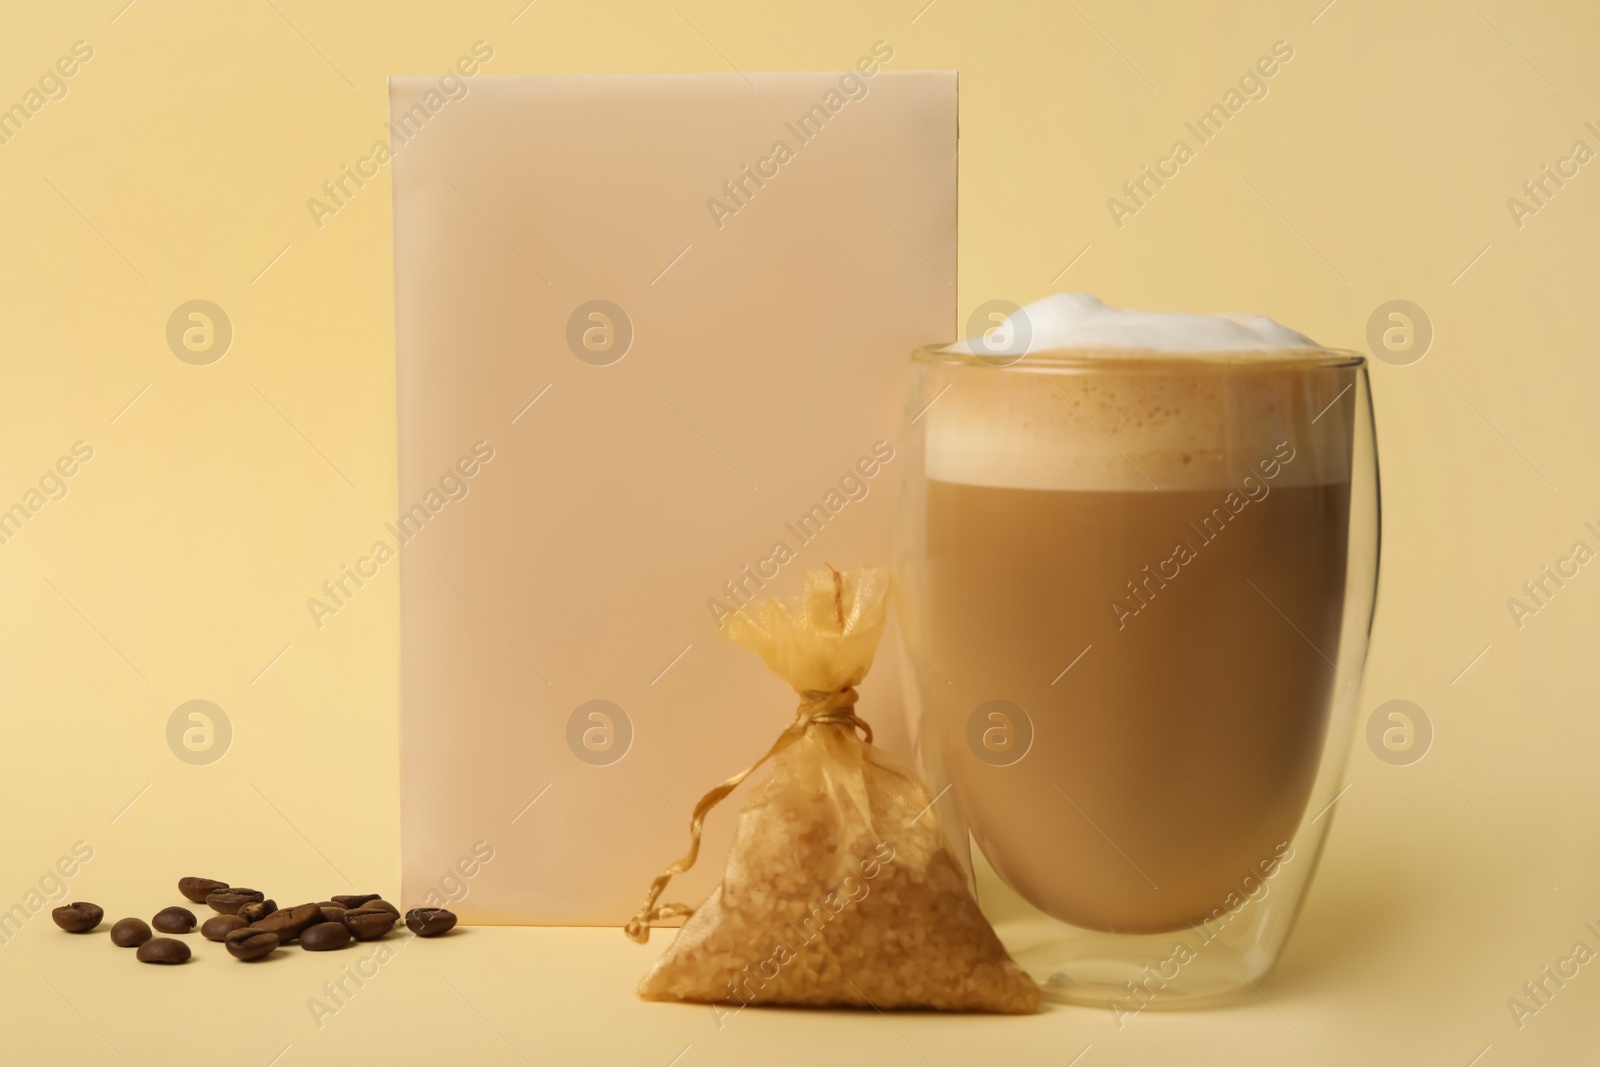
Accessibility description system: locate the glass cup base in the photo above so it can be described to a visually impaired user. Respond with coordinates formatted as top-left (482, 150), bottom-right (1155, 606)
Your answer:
top-left (973, 843), bottom-right (1288, 1012)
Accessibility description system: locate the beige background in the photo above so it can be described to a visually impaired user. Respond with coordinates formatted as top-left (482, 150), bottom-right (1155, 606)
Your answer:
top-left (1, 1), bottom-right (1595, 1065)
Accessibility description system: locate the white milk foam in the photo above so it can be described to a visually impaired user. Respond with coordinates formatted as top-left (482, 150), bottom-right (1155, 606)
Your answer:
top-left (946, 292), bottom-right (1320, 356)
top-left (926, 295), bottom-right (1352, 492)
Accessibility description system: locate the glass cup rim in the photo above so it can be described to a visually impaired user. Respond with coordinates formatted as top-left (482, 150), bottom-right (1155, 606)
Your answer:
top-left (912, 343), bottom-right (1366, 372)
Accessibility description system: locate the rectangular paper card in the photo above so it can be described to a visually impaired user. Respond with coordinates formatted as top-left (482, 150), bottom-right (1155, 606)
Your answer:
top-left (392, 67), bottom-right (956, 924)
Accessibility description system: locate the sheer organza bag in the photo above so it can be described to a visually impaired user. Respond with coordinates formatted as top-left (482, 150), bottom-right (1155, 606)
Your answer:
top-left (624, 566), bottom-right (1039, 1013)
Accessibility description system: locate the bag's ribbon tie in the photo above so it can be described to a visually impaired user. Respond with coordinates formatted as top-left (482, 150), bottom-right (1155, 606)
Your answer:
top-left (622, 686), bottom-right (870, 944)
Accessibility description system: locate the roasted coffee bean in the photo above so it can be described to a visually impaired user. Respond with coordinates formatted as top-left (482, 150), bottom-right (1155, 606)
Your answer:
top-left (136, 937), bottom-right (191, 964)
top-left (366, 899), bottom-right (400, 919)
top-left (300, 921), bottom-right (352, 951)
top-left (318, 904), bottom-right (347, 924)
top-left (330, 893), bottom-right (381, 910)
top-left (341, 906), bottom-right (396, 941)
top-left (152, 906), bottom-right (196, 934)
top-left (405, 908), bottom-right (458, 937)
top-left (250, 902), bottom-right (323, 942)
top-left (225, 927), bottom-right (279, 961)
top-left (201, 914), bottom-right (247, 941)
top-left (178, 876), bottom-right (229, 904)
top-left (238, 899), bottom-right (278, 923)
top-left (52, 902), bottom-right (104, 933)
top-left (206, 887), bottom-right (265, 915)
top-left (110, 918), bottom-right (152, 947)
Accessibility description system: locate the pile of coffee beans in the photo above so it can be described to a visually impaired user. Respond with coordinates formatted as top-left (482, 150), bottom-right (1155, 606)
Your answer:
top-left (52, 875), bottom-right (458, 965)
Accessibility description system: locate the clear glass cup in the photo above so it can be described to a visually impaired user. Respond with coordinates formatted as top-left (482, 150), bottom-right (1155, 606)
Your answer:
top-left (893, 342), bottom-right (1379, 1011)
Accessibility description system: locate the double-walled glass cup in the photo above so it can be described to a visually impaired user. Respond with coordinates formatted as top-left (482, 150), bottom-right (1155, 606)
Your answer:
top-left (894, 343), bottom-right (1379, 1009)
